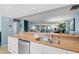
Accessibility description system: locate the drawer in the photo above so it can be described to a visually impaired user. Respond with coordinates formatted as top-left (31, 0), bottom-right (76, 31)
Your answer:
top-left (8, 37), bottom-right (18, 42)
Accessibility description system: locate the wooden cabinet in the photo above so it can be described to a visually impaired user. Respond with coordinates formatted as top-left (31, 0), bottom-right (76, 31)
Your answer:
top-left (43, 45), bottom-right (66, 54)
top-left (66, 50), bottom-right (78, 54)
top-left (30, 42), bottom-right (66, 54)
top-left (8, 36), bottom-right (30, 54)
top-left (8, 37), bottom-right (77, 54)
top-left (30, 42), bottom-right (43, 54)
top-left (30, 42), bottom-right (77, 54)
top-left (8, 36), bottom-right (18, 54)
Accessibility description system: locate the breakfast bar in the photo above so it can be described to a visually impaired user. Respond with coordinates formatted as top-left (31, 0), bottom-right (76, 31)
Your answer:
top-left (8, 32), bottom-right (79, 54)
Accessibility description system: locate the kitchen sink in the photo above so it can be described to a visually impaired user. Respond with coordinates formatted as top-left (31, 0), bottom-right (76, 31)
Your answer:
top-left (39, 37), bottom-right (50, 42)
top-left (33, 33), bottom-right (60, 45)
top-left (33, 34), bottom-right (50, 42)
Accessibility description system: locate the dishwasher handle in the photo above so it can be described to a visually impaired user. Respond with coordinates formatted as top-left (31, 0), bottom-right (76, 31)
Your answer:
top-left (19, 43), bottom-right (29, 46)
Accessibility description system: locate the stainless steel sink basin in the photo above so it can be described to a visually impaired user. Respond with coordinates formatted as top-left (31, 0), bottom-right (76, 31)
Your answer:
top-left (33, 34), bottom-right (40, 38)
top-left (33, 34), bottom-right (50, 42)
top-left (33, 34), bottom-right (60, 45)
top-left (39, 37), bottom-right (50, 42)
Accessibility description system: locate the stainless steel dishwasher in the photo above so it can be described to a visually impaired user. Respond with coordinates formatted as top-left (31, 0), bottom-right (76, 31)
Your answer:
top-left (18, 39), bottom-right (30, 54)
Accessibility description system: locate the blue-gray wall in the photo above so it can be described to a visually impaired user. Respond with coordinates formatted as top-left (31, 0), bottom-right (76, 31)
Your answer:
top-left (18, 19), bottom-right (24, 32)
top-left (1, 16), bottom-right (13, 46)
top-left (0, 16), bottom-right (1, 31)
top-left (69, 11), bottom-right (79, 34)
top-left (74, 11), bottom-right (79, 34)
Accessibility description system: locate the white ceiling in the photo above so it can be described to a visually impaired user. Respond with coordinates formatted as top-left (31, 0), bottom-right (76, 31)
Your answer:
top-left (0, 4), bottom-right (70, 18)
top-left (21, 4), bottom-right (79, 24)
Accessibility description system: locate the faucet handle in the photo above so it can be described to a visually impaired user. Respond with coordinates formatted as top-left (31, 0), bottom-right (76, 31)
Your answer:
top-left (49, 39), bottom-right (60, 45)
top-left (58, 40), bottom-right (60, 45)
top-left (50, 40), bottom-right (52, 44)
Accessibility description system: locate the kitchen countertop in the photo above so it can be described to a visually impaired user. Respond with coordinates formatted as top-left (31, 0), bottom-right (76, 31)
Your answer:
top-left (12, 32), bottom-right (79, 53)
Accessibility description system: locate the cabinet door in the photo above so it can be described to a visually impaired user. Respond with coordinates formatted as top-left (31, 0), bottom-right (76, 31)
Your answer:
top-left (43, 45), bottom-right (66, 54)
top-left (8, 37), bottom-right (18, 54)
top-left (30, 42), bottom-right (67, 54)
top-left (30, 42), bottom-right (43, 54)
top-left (66, 50), bottom-right (78, 54)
